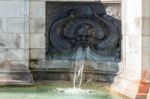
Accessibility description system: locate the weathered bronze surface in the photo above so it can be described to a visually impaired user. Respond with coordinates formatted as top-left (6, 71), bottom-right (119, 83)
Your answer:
top-left (46, 2), bottom-right (121, 62)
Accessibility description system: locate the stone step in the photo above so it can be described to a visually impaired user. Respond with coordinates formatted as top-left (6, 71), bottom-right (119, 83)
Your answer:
top-left (31, 69), bottom-right (116, 83)
top-left (0, 71), bottom-right (33, 86)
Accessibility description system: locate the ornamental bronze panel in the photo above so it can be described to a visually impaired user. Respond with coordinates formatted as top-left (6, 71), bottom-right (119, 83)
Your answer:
top-left (46, 2), bottom-right (121, 62)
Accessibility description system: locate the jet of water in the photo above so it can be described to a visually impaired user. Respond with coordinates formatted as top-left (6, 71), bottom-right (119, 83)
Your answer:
top-left (73, 47), bottom-right (90, 88)
top-left (52, 47), bottom-right (96, 95)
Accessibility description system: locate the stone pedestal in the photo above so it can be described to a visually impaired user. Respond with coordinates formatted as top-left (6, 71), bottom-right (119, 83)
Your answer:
top-left (112, 0), bottom-right (150, 98)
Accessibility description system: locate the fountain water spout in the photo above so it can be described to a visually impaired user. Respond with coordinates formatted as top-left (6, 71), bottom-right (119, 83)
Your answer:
top-left (73, 46), bottom-right (90, 88)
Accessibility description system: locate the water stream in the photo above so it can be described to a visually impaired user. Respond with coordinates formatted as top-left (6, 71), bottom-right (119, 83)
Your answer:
top-left (73, 47), bottom-right (85, 88)
top-left (53, 47), bottom-right (94, 95)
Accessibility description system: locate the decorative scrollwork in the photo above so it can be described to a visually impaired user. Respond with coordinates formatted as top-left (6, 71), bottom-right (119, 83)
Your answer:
top-left (46, 3), bottom-right (121, 62)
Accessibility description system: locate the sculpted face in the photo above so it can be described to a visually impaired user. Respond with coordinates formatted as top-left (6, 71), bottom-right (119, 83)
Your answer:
top-left (46, 3), bottom-right (121, 62)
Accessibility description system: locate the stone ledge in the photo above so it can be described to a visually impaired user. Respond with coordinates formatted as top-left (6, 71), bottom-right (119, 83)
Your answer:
top-left (0, 71), bottom-right (33, 86)
top-left (29, 0), bottom-right (121, 3)
top-left (0, 80), bottom-right (33, 86)
top-left (30, 68), bottom-right (117, 83)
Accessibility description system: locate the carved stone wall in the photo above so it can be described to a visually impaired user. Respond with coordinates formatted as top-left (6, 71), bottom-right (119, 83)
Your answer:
top-left (0, 0), bottom-right (121, 83)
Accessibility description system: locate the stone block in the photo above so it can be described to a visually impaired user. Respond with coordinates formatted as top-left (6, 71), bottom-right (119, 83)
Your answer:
top-left (126, 51), bottom-right (141, 71)
top-left (125, 0), bottom-right (142, 35)
top-left (0, 60), bottom-right (29, 71)
top-left (0, 49), bottom-right (29, 62)
top-left (126, 35), bottom-right (141, 53)
top-left (142, 17), bottom-right (150, 36)
top-left (10, 60), bottom-right (29, 69)
top-left (118, 36), bottom-right (126, 69)
top-left (29, 34), bottom-right (45, 48)
top-left (142, 36), bottom-right (150, 81)
top-left (121, 35), bottom-right (126, 53)
top-left (0, 34), bottom-right (21, 48)
top-left (118, 35), bottom-right (126, 73)
top-left (21, 0), bottom-right (29, 17)
top-left (0, 18), bottom-right (7, 33)
top-left (30, 48), bottom-right (45, 59)
top-left (7, 18), bottom-right (29, 33)
top-left (0, 73), bottom-right (33, 86)
top-left (0, 59), bottom-right (33, 85)
top-left (0, 0), bottom-right (20, 17)
top-left (88, 61), bottom-right (119, 73)
top-left (30, 1), bottom-right (45, 18)
top-left (30, 60), bottom-right (72, 69)
top-left (29, 18), bottom-right (45, 33)
top-left (143, 0), bottom-right (150, 17)
top-left (0, 33), bottom-right (29, 49)
top-left (142, 54), bottom-right (150, 79)
top-left (20, 34), bottom-right (29, 49)
top-left (142, 36), bottom-right (150, 53)
top-left (125, 36), bottom-right (141, 76)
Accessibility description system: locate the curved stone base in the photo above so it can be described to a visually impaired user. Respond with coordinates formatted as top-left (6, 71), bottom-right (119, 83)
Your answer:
top-left (147, 92), bottom-right (150, 99)
top-left (112, 75), bottom-right (150, 99)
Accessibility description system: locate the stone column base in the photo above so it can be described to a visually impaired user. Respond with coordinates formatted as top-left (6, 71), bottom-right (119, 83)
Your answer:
top-left (147, 92), bottom-right (150, 99)
top-left (112, 75), bottom-right (150, 99)
top-left (112, 75), bottom-right (140, 98)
